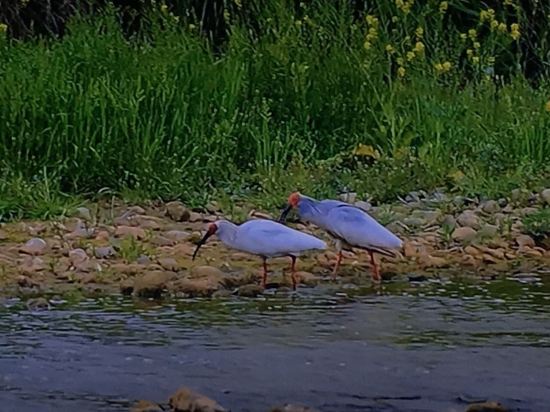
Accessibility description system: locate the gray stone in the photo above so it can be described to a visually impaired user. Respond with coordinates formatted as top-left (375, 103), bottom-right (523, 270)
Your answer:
top-left (540, 188), bottom-right (550, 205)
top-left (166, 201), bottom-right (190, 222)
top-left (457, 211), bottom-right (481, 229)
top-left (481, 200), bottom-right (500, 214)
top-left (20, 238), bottom-right (47, 255)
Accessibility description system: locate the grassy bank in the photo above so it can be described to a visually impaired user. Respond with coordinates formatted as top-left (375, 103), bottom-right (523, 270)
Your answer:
top-left (0, 1), bottom-right (549, 220)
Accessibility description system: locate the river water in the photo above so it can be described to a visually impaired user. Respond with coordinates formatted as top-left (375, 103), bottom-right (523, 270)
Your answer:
top-left (1, 275), bottom-right (549, 412)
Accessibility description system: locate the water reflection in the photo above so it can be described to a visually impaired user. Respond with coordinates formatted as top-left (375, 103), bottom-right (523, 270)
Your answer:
top-left (1, 276), bottom-right (549, 412)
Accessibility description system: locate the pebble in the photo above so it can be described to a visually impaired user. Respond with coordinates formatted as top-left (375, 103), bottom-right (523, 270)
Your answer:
top-left (94, 246), bottom-right (117, 259)
top-left (541, 188), bottom-right (550, 205)
top-left (516, 234), bottom-right (535, 248)
top-left (75, 207), bottom-right (92, 221)
top-left (166, 201), bottom-right (190, 222)
top-left (20, 238), bottom-right (47, 255)
top-left (452, 227), bottom-right (477, 242)
top-left (457, 211), bottom-right (481, 229)
top-left (69, 248), bottom-right (88, 266)
top-left (481, 200), bottom-right (500, 214)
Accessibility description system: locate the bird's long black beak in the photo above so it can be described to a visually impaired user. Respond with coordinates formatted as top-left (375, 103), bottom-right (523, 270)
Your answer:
top-left (192, 231), bottom-right (214, 261)
top-left (278, 204), bottom-right (292, 223)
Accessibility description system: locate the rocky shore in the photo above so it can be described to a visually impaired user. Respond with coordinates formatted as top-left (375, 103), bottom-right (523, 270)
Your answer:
top-left (0, 189), bottom-right (549, 301)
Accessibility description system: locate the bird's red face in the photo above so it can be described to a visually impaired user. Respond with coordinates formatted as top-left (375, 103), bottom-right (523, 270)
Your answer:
top-left (279, 191), bottom-right (300, 222)
top-left (192, 223), bottom-right (218, 260)
top-left (287, 191), bottom-right (301, 208)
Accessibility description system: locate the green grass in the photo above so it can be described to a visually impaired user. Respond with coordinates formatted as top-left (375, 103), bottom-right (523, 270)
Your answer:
top-left (0, 2), bottom-right (549, 219)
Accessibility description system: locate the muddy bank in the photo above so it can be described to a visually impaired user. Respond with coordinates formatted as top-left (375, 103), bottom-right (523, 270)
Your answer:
top-left (0, 190), bottom-right (549, 300)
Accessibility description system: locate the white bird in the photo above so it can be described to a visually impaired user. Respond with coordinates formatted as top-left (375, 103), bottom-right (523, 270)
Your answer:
top-left (192, 219), bottom-right (327, 290)
top-left (279, 192), bottom-right (403, 282)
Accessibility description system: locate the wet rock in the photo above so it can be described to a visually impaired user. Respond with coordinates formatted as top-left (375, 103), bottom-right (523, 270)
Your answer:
top-left (212, 289), bottom-right (233, 298)
top-left (191, 265), bottom-right (226, 280)
top-left (465, 401), bottom-right (508, 412)
top-left (158, 257), bottom-right (179, 272)
top-left (26, 297), bottom-right (50, 311)
top-left (516, 234), bottom-right (535, 248)
top-left (133, 271), bottom-right (175, 298)
top-left (481, 200), bottom-right (500, 214)
top-left (115, 226), bottom-right (146, 240)
top-left (452, 227), bottom-right (477, 243)
top-left (94, 246), bottom-right (117, 259)
top-left (541, 188), bottom-right (550, 205)
top-left (166, 201), bottom-right (190, 222)
top-left (69, 248), bottom-right (88, 266)
top-left (168, 386), bottom-right (227, 412)
top-left (457, 211), bottom-right (481, 229)
top-left (236, 284), bottom-right (264, 297)
top-left (120, 279), bottom-right (134, 295)
top-left (270, 404), bottom-right (321, 412)
top-left (131, 400), bottom-right (163, 412)
top-left (408, 274), bottom-right (428, 282)
top-left (168, 278), bottom-right (220, 298)
top-left (20, 238), bottom-right (47, 255)
top-left (75, 206), bottom-right (92, 221)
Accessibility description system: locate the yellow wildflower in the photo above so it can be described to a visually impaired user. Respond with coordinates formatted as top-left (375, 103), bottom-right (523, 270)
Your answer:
top-left (472, 56), bottom-right (480, 64)
top-left (188, 23), bottom-right (196, 30)
top-left (415, 27), bottom-right (424, 38)
top-left (366, 15), bottom-right (379, 28)
top-left (295, 20), bottom-right (302, 27)
top-left (414, 41), bottom-right (425, 54)
top-left (545, 100), bottom-right (550, 113)
top-left (504, 0), bottom-right (513, 5)
top-left (490, 20), bottom-right (498, 31)
top-left (392, 16), bottom-right (399, 23)
top-left (439, 1), bottom-right (448, 13)
top-left (0, 23), bottom-right (7, 33)
top-left (479, 10), bottom-right (489, 22)
top-left (385, 44), bottom-right (396, 54)
top-left (442, 61), bottom-right (452, 71)
top-left (434, 63), bottom-right (444, 73)
top-left (397, 66), bottom-right (406, 77)
top-left (510, 23), bottom-right (520, 40)
top-left (498, 22), bottom-right (507, 33)
top-left (397, 57), bottom-right (405, 66)
top-left (468, 29), bottom-right (477, 40)
top-left (160, 3), bottom-right (168, 13)
top-left (466, 49), bottom-right (474, 57)
top-left (473, 41), bottom-right (481, 49)
top-left (460, 33), bottom-right (467, 40)
top-left (406, 51), bottom-right (416, 61)
top-left (488, 56), bottom-right (496, 65)
top-left (364, 41), bottom-right (372, 50)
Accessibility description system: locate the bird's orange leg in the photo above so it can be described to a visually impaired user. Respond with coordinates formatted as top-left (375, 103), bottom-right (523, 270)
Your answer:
top-left (369, 250), bottom-right (381, 282)
top-left (289, 256), bottom-right (298, 291)
top-left (332, 251), bottom-right (343, 279)
top-left (262, 258), bottom-right (268, 288)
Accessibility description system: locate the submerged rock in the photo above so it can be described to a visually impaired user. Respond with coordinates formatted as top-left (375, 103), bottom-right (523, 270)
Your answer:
top-left (168, 278), bottom-right (220, 298)
top-left (130, 400), bottom-right (164, 412)
top-left (26, 297), bottom-right (50, 311)
top-left (168, 386), bottom-right (227, 412)
top-left (465, 401), bottom-right (508, 412)
top-left (270, 404), bottom-right (321, 412)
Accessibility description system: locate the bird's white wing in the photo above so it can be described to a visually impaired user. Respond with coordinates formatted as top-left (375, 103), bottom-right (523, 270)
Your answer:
top-left (325, 206), bottom-right (402, 251)
top-left (237, 220), bottom-right (326, 256)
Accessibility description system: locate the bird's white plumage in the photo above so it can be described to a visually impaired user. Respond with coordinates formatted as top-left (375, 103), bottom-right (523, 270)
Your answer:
top-left (215, 219), bottom-right (326, 257)
top-left (325, 205), bottom-right (402, 251)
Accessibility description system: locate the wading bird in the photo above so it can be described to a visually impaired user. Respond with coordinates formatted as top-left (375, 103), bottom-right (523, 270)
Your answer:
top-left (279, 192), bottom-right (403, 282)
top-left (192, 219), bottom-right (327, 290)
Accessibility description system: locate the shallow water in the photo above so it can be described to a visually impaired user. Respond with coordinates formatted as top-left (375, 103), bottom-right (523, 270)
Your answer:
top-left (1, 275), bottom-right (550, 412)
